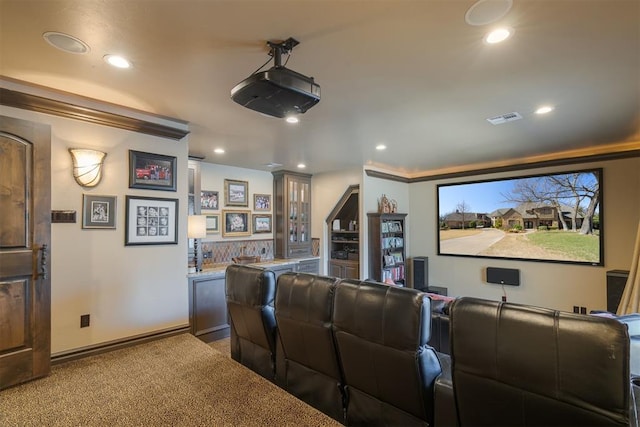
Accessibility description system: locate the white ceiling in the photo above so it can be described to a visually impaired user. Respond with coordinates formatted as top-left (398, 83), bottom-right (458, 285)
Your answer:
top-left (1, 0), bottom-right (639, 177)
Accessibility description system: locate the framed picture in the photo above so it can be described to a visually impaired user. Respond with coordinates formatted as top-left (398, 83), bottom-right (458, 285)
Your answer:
top-left (129, 150), bottom-right (177, 191)
top-left (253, 214), bottom-right (272, 233)
top-left (254, 194), bottom-right (271, 211)
top-left (82, 194), bottom-right (117, 229)
top-left (206, 214), bottom-right (220, 234)
top-left (201, 190), bottom-right (219, 210)
top-left (224, 179), bottom-right (249, 207)
top-left (125, 195), bottom-right (178, 245)
top-left (222, 209), bottom-right (251, 237)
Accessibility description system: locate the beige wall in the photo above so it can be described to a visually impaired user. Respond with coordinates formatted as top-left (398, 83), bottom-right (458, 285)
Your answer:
top-left (408, 157), bottom-right (640, 312)
top-left (199, 162), bottom-right (274, 244)
top-left (362, 171), bottom-right (411, 279)
top-left (1, 104), bottom-right (189, 355)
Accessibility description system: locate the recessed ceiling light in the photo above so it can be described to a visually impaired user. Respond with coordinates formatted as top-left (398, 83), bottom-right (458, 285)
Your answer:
top-left (43, 31), bottom-right (90, 54)
top-left (285, 115), bottom-right (299, 124)
top-left (535, 105), bottom-right (554, 115)
top-left (297, 163), bottom-right (306, 169)
top-left (484, 27), bottom-right (513, 44)
top-left (103, 54), bottom-right (132, 69)
top-left (214, 148), bottom-right (225, 154)
top-left (376, 144), bottom-right (387, 151)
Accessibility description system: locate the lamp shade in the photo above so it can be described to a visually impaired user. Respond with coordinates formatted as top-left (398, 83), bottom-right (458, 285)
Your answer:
top-left (187, 215), bottom-right (207, 239)
top-left (69, 148), bottom-right (106, 187)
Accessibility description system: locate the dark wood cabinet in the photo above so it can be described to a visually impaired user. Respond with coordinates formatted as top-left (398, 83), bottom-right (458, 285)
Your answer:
top-left (273, 170), bottom-right (312, 258)
top-left (188, 275), bottom-right (229, 342)
top-left (368, 213), bottom-right (407, 285)
top-left (329, 259), bottom-right (359, 279)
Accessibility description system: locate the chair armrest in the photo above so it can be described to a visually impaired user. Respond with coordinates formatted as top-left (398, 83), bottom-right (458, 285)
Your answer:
top-left (434, 353), bottom-right (458, 427)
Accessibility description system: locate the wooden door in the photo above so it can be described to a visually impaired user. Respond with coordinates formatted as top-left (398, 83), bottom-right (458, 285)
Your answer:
top-left (0, 115), bottom-right (51, 389)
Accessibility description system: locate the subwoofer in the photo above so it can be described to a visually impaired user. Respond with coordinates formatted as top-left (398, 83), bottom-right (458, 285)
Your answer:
top-left (607, 270), bottom-right (629, 313)
top-left (412, 256), bottom-right (428, 291)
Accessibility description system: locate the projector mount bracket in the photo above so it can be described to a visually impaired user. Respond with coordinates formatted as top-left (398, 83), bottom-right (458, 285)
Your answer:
top-left (267, 37), bottom-right (299, 67)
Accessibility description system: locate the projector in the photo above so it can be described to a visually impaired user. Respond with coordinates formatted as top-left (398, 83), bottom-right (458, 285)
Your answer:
top-left (231, 66), bottom-right (320, 118)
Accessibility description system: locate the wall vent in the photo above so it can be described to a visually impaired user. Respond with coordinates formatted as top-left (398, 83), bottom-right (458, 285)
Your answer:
top-left (487, 112), bottom-right (523, 125)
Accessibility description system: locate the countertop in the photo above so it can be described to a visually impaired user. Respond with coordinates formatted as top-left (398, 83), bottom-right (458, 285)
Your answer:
top-left (187, 256), bottom-right (319, 279)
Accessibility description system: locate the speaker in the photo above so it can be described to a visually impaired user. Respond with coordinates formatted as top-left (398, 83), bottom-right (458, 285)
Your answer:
top-left (412, 257), bottom-right (428, 291)
top-left (486, 267), bottom-right (520, 286)
top-left (607, 270), bottom-right (629, 313)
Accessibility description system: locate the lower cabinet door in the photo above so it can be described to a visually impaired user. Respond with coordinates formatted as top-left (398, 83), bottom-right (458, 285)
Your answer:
top-left (190, 276), bottom-right (230, 342)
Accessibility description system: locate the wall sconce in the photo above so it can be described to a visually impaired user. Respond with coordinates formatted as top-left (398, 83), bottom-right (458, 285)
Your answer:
top-left (69, 148), bottom-right (106, 188)
top-left (188, 215), bottom-right (208, 272)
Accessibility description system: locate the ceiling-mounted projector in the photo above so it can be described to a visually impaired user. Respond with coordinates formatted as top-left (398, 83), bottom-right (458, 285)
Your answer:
top-left (231, 38), bottom-right (320, 118)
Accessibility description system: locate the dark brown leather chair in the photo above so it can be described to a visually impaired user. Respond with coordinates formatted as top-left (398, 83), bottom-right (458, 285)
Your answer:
top-left (333, 280), bottom-right (442, 426)
top-left (274, 272), bottom-right (345, 423)
top-left (450, 297), bottom-right (633, 426)
top-left (225, 264), bottom-right (277, 381)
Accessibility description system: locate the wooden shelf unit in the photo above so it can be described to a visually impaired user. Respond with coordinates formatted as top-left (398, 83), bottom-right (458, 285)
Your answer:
top-left (326, 185), bottom-right (360, 279)
top-left (368, 212), bottom-right (407, 285)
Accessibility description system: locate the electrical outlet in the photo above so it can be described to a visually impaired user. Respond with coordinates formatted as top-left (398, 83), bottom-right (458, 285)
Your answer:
top-left (80, 314), bottom-right (90, 328)
top-left (573, 306), bottom-right (580, 313)
top-left (580, 306), bottom-right (587, 314)
top-left (501, 296), bottom-right (507, 302)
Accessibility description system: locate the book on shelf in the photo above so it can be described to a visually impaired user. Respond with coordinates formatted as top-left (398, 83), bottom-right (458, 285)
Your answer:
top-left (382, 264), bottom-right (405, 283)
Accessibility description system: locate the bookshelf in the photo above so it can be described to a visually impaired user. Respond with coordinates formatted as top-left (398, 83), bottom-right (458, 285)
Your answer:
top-left (367, 213), bottom-right (407, 285)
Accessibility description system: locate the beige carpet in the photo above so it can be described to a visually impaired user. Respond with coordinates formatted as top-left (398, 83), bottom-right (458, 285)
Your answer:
top-left (209, 336), bottom-right (231, 357)
top-left (0, 334), bottom-right (341, 427)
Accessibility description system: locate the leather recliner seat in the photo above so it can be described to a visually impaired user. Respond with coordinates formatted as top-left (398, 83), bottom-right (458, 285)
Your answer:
top-left (275, 272), bottom-right (345, 423)
top-left (333, 279), bottom-right (443, 426)
top-left (449, 297), bottom-right (633, 426)
top-left (225, 264), bottom-right (278, 381)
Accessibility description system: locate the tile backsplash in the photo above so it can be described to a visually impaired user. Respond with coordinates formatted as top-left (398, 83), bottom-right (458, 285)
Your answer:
top-left (201, 239), bottom-right (273, 268)
top-left (200, 238), bottom-right (319, 269)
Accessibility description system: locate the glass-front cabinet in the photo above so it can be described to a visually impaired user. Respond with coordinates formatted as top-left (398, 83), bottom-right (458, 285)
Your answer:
top-left (273, 170), bottom-right (312, 258)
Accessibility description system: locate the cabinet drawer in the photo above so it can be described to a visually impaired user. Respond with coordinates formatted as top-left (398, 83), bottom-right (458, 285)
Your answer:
top-left (288, 246), bottom-right (311, 257)
top-left (297, 259), bottom-right (319, 274)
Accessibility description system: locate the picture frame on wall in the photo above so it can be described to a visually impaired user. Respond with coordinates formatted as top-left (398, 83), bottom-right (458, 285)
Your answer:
top-left (201, 190), bottom-right (219, 210)
top-left (125, 195), bottom-right (178, 245)
top-left (224, 179), bottom-right (248, 207)
top-left (253, 194), bottom-right (271, 211)
top-left (129, 150), bottom-right (177, 191)
top-left (252, 214), bottom-right (272, 233)
top-left (206, 214), bottom-right (220, 234)
top-left (82, 194), bottom-right (117, 229)
top-left (222, 209), bottom-right (251, 237)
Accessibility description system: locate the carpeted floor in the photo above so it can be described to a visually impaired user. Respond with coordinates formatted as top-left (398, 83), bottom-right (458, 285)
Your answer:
top-left (0, 334), bottom-right (340, 427)
top-left (209, 336), bottom-right (231, 357)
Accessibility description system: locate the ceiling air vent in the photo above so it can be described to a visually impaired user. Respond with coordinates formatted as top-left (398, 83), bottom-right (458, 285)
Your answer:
top-left (487, 112), bottom-right (523, 125)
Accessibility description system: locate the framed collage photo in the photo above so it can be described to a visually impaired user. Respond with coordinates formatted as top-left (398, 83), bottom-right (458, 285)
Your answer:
top-left (129, 150), bottom-right (177, 191)
top-left (224, 179), bottom-right (248, 207)
top-left (201, 190), bottom-right (219, 210)
top-left (125, 195), bottom-right (178, 245)
top-left (254, 194), bottom-right (271, 211)
top-left (252, 214), bottom-right (272, 233)
top-left (82, 194), bottom-right (117, 229)
top-left (222, 210), bottom-right (250, 237)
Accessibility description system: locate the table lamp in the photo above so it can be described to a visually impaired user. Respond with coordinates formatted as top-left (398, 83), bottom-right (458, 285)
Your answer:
top-left (188, 215), bottom-right (207, 272)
